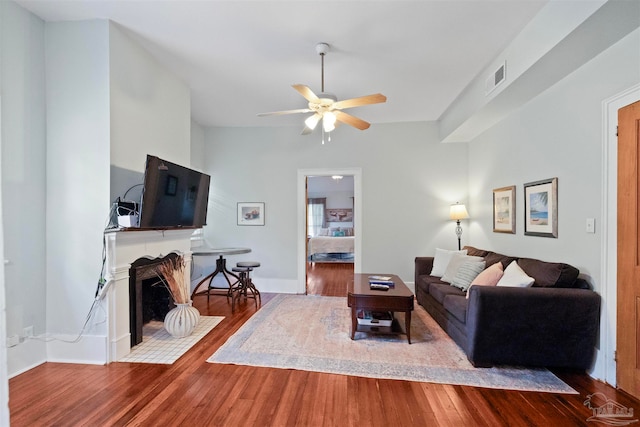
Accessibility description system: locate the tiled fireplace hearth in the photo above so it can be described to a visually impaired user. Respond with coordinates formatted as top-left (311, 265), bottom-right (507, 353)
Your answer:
top-left (103, 229), bottom-right (195, 363)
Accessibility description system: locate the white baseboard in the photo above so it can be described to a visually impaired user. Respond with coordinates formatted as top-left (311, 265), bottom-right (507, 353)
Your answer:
top-left (252, 277), bottom-right (300, 294)
top-left (406, 281), bottom-right (415, 295)
top-left (8, 337), bottom-right (47, 378)
top-left (46, 334), bottom-right (108, 365)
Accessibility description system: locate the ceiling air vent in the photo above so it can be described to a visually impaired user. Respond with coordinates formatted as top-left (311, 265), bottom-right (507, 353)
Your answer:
top-left (485, 61), bottom-right (506, 95)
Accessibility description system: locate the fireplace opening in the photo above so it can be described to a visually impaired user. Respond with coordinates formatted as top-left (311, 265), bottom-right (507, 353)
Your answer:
top-left (129, 252), bottom-right (180, 347)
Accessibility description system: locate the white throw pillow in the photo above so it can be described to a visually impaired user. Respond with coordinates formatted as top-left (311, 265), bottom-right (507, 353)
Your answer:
top-left (496, 260), bottom-right (535, 287)
top-left (430, 248), bottom-right (468, 277)
top-left (441, 253), bottom-right (484, 283)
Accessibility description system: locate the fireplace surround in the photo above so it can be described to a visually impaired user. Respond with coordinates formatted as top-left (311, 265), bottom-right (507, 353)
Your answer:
top-left (103, 228), bottom-right (195, 363)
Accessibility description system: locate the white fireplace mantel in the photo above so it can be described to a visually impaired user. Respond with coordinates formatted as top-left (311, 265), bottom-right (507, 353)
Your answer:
top-left (103, 228), bottom-right (195, 363)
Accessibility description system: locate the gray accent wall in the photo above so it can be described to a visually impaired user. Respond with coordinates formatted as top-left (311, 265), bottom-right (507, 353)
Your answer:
top-left (202, 122), bottom-right (469, 290)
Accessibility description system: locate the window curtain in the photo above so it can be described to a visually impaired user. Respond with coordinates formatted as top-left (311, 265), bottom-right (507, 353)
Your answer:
top-left (307, 197), bottom-right (326, 237)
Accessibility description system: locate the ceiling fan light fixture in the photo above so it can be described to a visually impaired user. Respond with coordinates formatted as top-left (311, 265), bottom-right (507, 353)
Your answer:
top-left (322, 111), bottom-right (336, 132)
top-left (257, 41), bottom-right (386, 139)
top-left (304, 113), bottom-right (321, 130)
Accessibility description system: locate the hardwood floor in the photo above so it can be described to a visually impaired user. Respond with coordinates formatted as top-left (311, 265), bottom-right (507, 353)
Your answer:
top-left (306, 261), bottom-right (354, 296)
top-left (9, 263), bottom-right (639, 426)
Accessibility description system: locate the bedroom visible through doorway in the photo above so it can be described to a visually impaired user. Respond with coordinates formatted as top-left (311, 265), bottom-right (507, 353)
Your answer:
top-left (306, 175), bottom-right (355, 295)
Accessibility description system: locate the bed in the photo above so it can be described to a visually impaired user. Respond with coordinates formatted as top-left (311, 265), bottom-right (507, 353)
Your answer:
top-left (309, 229), bottom-right (355, 261)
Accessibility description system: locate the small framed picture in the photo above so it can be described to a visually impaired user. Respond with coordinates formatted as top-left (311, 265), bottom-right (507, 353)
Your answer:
top-left (237, 202), bottom-right (265, 226)
top-left (493, 185), bottom-right (516, 234)
top-left (524, 178), bottom-right (558, 238)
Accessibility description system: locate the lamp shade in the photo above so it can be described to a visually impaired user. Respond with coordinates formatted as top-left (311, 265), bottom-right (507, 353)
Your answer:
top-left (450, 203), bottom-right (469, 220)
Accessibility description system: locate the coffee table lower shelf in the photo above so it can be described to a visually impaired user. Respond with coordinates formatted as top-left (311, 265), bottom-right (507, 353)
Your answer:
top-left (354, 317), bottom-right (404, 336)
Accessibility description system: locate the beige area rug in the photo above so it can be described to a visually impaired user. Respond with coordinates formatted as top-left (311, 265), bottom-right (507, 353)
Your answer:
top-left (119, 316), bottom-right (224, 364)
top-left (207, 295), bottom-right (576, 393)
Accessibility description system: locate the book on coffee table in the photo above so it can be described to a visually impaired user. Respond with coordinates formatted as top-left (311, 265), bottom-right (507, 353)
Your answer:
top-left (368, 275), bottom-right (392, 281)
top-left (368, 275), bottom-right (394, 286)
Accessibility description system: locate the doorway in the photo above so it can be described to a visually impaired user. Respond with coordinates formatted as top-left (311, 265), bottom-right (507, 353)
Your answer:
top-left (306, 175), bottom-right (355, 295)
top-left (297, 168), bottom-right (362, 295)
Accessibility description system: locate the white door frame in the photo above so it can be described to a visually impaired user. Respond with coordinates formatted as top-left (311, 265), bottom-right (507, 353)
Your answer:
top-left (297, 168), bottom-right (362, 294)
top-left (599, 83), bottom-right (640, 385)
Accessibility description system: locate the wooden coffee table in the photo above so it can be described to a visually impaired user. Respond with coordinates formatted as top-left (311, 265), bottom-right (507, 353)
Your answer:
top-left (347, 274), bottom-right (414, 344)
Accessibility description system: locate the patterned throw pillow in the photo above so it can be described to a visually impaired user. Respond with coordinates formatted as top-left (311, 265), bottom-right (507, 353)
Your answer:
top-left (451, 260), bottom-right (486, 291)
top-left (441, 253), bottom-right (484, 283)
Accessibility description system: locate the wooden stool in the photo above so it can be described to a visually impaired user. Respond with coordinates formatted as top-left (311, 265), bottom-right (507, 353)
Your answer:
top-left (230, 262), bottom-right (261, 313)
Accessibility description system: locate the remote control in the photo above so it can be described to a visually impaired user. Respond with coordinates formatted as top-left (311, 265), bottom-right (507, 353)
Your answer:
top-left (370, 283), bottom-right (390, 291)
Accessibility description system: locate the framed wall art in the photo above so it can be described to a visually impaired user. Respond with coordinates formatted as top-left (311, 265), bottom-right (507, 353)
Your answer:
top-left (237, 202), bottom-right (265, 226)
top-left (493, 185), bottom-right (516, 234)
top-left (524, 178), bottom-right (558, 238)
top-left (325, 208), bottom-right (353, 223)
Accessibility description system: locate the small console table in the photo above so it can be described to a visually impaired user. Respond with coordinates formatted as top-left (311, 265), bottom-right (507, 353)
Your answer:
top-left (191, 247), bottom-right (251, 301)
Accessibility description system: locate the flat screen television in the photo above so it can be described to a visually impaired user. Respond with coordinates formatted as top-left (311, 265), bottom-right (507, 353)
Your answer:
top-left (138, 155), bottom-right (211, 228)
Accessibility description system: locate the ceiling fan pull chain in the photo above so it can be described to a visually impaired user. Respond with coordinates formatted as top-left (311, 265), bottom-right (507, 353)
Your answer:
top-left (321, 51), bottom-right (325, 93)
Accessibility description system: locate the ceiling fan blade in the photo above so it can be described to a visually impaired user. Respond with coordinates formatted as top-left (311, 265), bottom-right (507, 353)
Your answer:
top-left (257, 108), bottom-right (312, 117)
top-left (334, 110), bottom-right (370, 130)
top-left (292, 84), bottom-right (320, 102)
top-left (333, 93), bottom-right (387, 110)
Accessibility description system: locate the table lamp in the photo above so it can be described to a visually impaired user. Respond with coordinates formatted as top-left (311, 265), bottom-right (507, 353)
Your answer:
top-left (450, 203), bottom-right (469, 250)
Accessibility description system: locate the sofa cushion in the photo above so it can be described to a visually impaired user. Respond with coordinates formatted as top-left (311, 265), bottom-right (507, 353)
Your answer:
top-left (429, 282), bottom-right (465, 304)
top-left (462, 246), bottom-right (490, 257)
top-left (416, 274), bottom-right (448, 294)
top-left (517, 257), bottom-right (579, 288)
top-left (484, 251), bottom-right (517, 269)
top-left (451, 260), bottom-right (486, 291)
top-left (431, 248), bottom-right (467, 277)
top-left (497, 261), bottom-right (535, 287)
top-left (441, 254), bottom-right (484, 283)
top-left (443, 294), bottom-right (468, 323)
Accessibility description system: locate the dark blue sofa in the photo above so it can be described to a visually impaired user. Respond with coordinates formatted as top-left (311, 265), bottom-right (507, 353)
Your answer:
top-left (414, 246), bottom-right (601, 369)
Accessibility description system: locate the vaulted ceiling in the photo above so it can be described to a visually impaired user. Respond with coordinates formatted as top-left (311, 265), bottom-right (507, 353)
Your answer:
top-left (15, 0), bottom-right (547, 128)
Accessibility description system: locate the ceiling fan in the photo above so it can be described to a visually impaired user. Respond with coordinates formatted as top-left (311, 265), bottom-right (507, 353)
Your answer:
top-left (258, 43), bottom-right (387, 136)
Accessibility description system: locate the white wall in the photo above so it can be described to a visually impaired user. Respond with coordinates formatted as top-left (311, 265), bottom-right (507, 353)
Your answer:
top-left (44, 20), bottom-right (192, 364)
top-left (203, 122), bottom-right (468, 290)
top-left (45, 21), bottom-right (111, 355)
top-left (110, 22), bottom-right (192, 201)
top-left (191, 120), bottom-right (205, 172)
top-left (467, 28), bottom-right (640, 380)
top-left (2, 1), bottom-right (47, 377)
